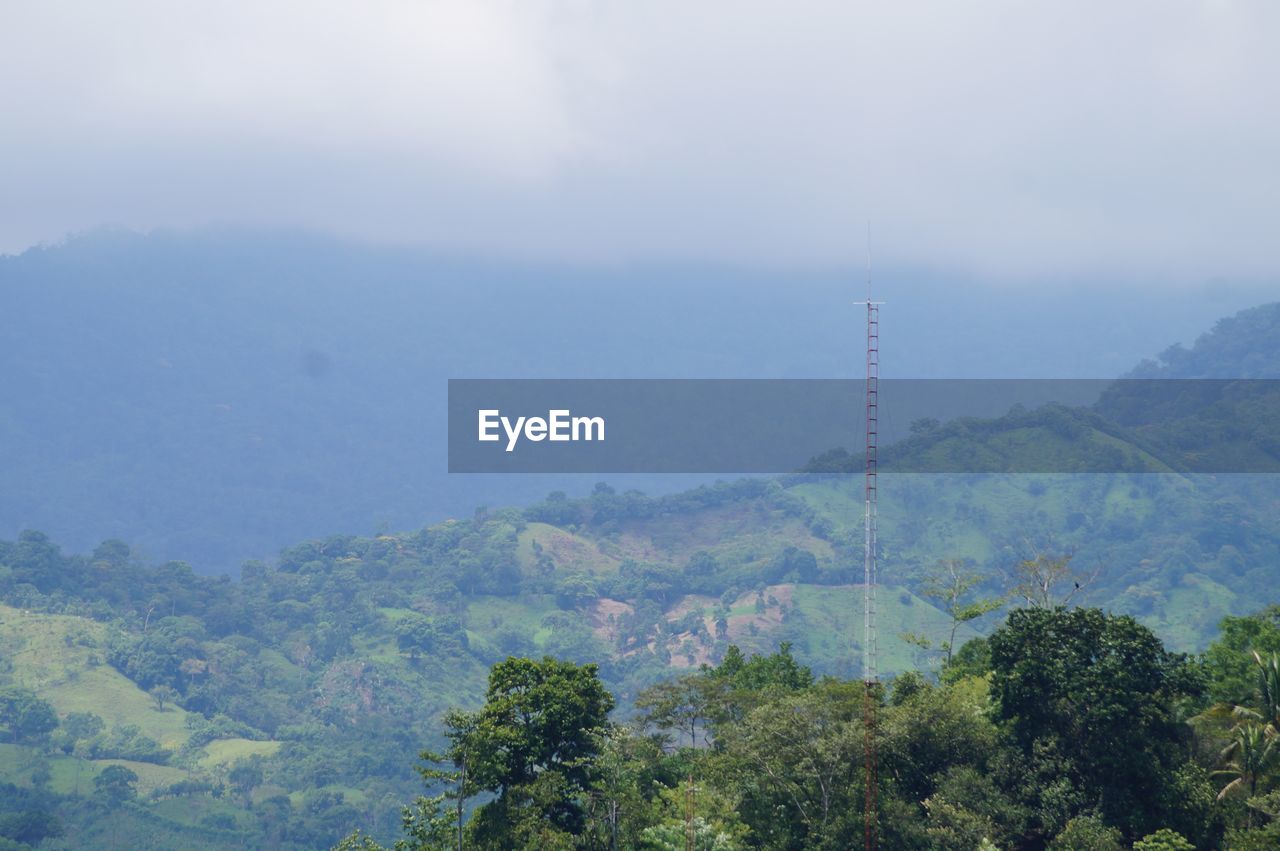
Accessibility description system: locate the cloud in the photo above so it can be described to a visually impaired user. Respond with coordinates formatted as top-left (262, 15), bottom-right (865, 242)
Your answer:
top-left (2, 1), bottom-right (1278, 283)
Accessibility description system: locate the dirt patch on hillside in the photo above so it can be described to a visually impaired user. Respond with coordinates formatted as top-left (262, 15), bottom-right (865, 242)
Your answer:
top-left (662, 584), bottom-right (797, 668)
top-left (666, 594), bottom-right (718, 619)
top-left (598, 584), bottom-right (807, 670)
top-left (723, 583), bottom-right (793, 642)
top-left (585, 598), bottom-right (633, 644)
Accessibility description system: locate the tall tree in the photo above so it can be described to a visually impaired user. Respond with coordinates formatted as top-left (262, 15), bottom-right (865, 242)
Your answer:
top-left (1213, 723), bottom-right (1280, 826)
top-left (920, 559), bottom-right (1004, 664)
top-left (989, 607), bottom-right (1203, 839)
top-left (0, 688), bottom-right (58, 745)
top-left (452, 656), bottom-right (614, 849)
top-left (93, 764), bottom-right (139, 805)
top-left (712, 681), bottom-right (865, 850)
top-left (1007, 551), bottom-right (1098, 609)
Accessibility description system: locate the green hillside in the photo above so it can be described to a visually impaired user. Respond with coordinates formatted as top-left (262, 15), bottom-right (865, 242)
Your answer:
top-left (3, 467), bottom-right (1278, 836)
top-left (2, 468), bottom-right (1278, 847)
top-left (4, 303), bottom-right (1280, 847)
top-left (0, 606), bottom-right (196, 749)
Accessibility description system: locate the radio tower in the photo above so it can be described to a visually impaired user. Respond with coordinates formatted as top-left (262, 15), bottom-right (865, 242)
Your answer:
top-left (856, 229), bottom-right (882, 851)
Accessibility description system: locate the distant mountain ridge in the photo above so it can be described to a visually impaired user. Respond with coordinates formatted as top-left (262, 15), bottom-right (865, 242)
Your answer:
top-left (2, 229), bottom-right (1270, 571)
top-left (1126, 301), bottom-right (1280, 378)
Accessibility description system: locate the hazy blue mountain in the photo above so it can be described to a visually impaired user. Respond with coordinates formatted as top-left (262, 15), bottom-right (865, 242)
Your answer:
top-left (0, 229), bottom-right (1273, 571)
top-left (1126, 301), bottom-right (1280, 378)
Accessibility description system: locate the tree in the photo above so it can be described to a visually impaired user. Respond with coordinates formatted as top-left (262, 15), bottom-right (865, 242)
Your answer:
top-left (333, 830), bottom-right (387, 850)
top-left (941, 636), bottom-right (992, 684)
top-left (920, 559), bottom-right (1003, 664)
top-left (989, 607), bottom-right (1203, 839)
top-left (1225, 815), bottom-right (1280, 851)
top-left (57, 711), bottom-right (104, 752)
top-left (398, 793), bottom-right (458, 850)
top-left (229, 759), bottom-right (265, 806)
top-left (335, 798), bottom-right (460, 851)
top-left (712, 680), bottom-right (865, 849)
top-left (1225, 651), bottom-right (1280, 734)
top-left (1198, 645), bottom-right (1280, 831)
top-left (395, 615), bottom-right (437, 662)
top-left (1133, 828), bottom-right (1196, 851)
top-left (636, 675), bottom-right (726, 750)
top-left (59, 711), bottom-right (105, 795)
top-left (883, 676), bottom-right (1003, 821)
top-left (1203, 608), bottom-right (1280, 705)
top-left (451, 657), bottom-right (614, 848)
top-left (150, 684), bottom-right (179, 711)
top-left (94, 764), bottom-right (139, 805)
top-left (1253, 651), bottom-right (1280, 732)
top-left (712, 643), bottom-right (813, 695)
top-left (923, 765), bottom-right (1028, 850)
top-left (582, 728), bottom-right (669, 851)
top-left (1007, 550), bottom-right (1098, 608)
top-left (639, 818), bottom-right (738, 850)
top-left (1213, 723), bottom-right (1280, 816)
top-left (1046, 816), bottom-right (1123, 850)
top-left (636, 665), bottom-right (743, 851)
top-left (638, 644), bottom-right (815, 738)
top-left (396, 614), bottom-right (467, 663)
top-left (465, 656), bottom-right (615, 789)
top-left (0, 810), bottom-right (63, 846)
top-left (414, 711), bottom-right (480, 851)
top-left (554, 574), bottom-right (599, 610)
top-left (0, 688), bottom-right (58, 745)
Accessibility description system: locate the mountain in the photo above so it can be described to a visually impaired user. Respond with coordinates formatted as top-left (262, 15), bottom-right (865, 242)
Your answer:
top-left (1127, 302), bottom-right (1280, 378)
top-left (3, 250), bottom-right (1280, 846)
top-left (1, 229), bottom-right (1270, 572)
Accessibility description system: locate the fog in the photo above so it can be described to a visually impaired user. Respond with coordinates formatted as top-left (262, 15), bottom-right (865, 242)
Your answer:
top-left (3, 2), bottom-right (1279, 283)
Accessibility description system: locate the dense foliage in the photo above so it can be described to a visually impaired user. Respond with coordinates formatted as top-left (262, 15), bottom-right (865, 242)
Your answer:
top-left (337, 607), bottom-right (1280, 850)
top-left (0, 523), bottom-right (1277, 850)
top-left (3, 462), bottom-right (1280, 848)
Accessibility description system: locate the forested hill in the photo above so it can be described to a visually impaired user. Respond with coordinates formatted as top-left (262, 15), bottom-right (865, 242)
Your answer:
top-left (3, 462), bottom-right (1280, 846)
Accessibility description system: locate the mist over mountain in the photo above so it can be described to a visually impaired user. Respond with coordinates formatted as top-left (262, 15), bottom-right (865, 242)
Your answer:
top-left (1126, 302), bottom-right (1280, 378)
top-left (1, 229), bottom-right (1274, 571)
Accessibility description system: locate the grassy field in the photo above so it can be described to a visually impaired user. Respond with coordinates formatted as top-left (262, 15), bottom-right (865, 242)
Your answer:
top-left (518, 522), bottom-right (620, 574)
top-left (466, 595), bottom-right (560, 649)
top-left (196, 738), bottom-right (282, 771)
top-left (789, 583), bottom-right (979, 678)
top-left (1146, 572), bottom-right (1242, 653)
top-left (0, 743), bottom-right (191, 796)
top-left (0, 604), bottom-right (196, 748)
top-left (0, 602), bottom-right (295, 798)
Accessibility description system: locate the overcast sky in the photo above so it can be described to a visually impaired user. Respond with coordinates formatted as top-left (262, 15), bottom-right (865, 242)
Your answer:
top-left (3, 1), bottom-right (1278, 284)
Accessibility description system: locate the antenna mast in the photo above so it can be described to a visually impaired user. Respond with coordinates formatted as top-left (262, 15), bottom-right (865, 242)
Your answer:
top-left (856, 225), bottom-right (881, 851)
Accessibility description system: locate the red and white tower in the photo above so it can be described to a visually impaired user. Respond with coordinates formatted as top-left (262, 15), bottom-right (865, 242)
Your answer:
top-left (855, 247), bottom-right (882, 850)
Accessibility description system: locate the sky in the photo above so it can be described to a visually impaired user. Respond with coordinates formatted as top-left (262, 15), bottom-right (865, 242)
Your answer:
top-left (3, 1), bottom-right (1279, 284)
